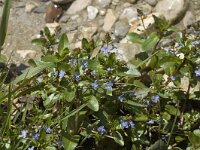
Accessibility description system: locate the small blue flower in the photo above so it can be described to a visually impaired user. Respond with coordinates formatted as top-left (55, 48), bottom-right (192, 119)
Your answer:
top-left (170, 75), bottom-right (175, 81)
top-left (105, 82), bottom-right (113, 91)
top-left (82, 60), bottom-right (88, 69)
top-left (118, 95), bottom-right (125, 102)
top-left (101, 44), bottom-right (110, 54)
top-left (129, 121), bottom-right (135, 128)
top-left (91, 70), bottom-right (98, 75)
top-left (37, 126), bottom-right (42, 131)
top-left (146, 119), bottom-right (155, 125)
top-left (21, 130), bottom-right (28, 138)
top-left (32, 132), bottom-right (40, 140)
top-left (121, 121), bottom-right (129, 129)
top-left (37, 77), bottom-right (43, 83)
top-left (69, 59), bottom-right (77, 66)
top-left (152, 95), bottom-right (159, 103)
top-left (91, 80), bottom-right (100, 90)
top-left (191, 40), bottom-right (200, 46)
top-left (195, 68), bottom-right (200, 77)
top-left (59, 70), bottom-right (65, 79)
top-left (52, 69), bottom-right (57, 76)
top-left (97, 125), bottom-right (107, 135)
top-left (44, 126), bottom-right (51, 134)
top-left (146, 100), bottom-right (150, 106)
top-left (28, 146), bottom-right (34, 150)
top-left (74, 72), bottom-right (79, 82)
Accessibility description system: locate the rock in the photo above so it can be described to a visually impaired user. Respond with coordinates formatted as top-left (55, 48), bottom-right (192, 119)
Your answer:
top-left (81, 26), bottom-right (98, 39)
top-left (25, 2), bottom-right (37, 13)
top-left (87, 6), bottom-right (99, 20)
top-left (183, 11), bottom-right (195, 28)
top-left (120, 7), bottom-right (138, 23)
top-left (129, 13), bottom-right (161, 34)
top-left (145, 0), bottom-right (157, 6)
top-left (114, 19), bottom-right (130, 38)
top-left (51, 0), bottom-right (75, 4)
top-left (115, 43), bottom-right (141, 62)
top-left (99, 9), bottom-right (106, 16)
top-left (136, 2), bottom-right (153, 15)
top-left (103, 9), bottom-right (117, 32)
top-left (96, 0), bottom-right (111, 8)
top-left (45, 22), bottom-right (61, 34)
top-left (66, 0), bottom-right (92, 15)
top-left (33, 5), bottom-right (47, 13)
top-left (127, 0), bottom-right (137, 4)
top-left (45, 3), bottom-right (63, 23)
top-left (16, 50), bottom-right (37, 59)
top-left (155, 0), bottom-right (189, 24)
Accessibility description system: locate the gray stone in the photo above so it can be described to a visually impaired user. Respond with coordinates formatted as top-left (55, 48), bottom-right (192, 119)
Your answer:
top-left (127, 0), bottom-right (137, 4)
top-left (25, 2), bottom-right (38, 13)
top-left (51, 0), bottom-right (75, 4)
top-left (145, 0), bottom-right (157, 6)
top-left (66, 0), bottom-right (92, 15)
top-left (81, 26), bottom-right (98, 39)
top-left (103, 9), bottom-right (117, 32)
top-left (87, 6), bottom-right (99, 20)
top-left (114, 19), bottom-right (130, 38)
top-left (155, 0), bottom-right (189, 24)
top-left (183, 11), bottom-right (195, 28)
top-left (120, 7), bottom-right (138, 23)
top-left (96, 0), bottom-right (111, 8)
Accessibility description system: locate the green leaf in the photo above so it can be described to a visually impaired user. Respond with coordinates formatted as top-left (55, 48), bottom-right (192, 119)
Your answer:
top-left (165, 105), bottom-right (180, 116)
top-left (125, 100), bottom-right (146, 108)
top-left (87, 96), bottom-right (99, 111)
top-left (142, 32), bottom-right (159, 52)
top-left (0, 54), bottom-right (7, 62)
top-left (41, 55), bottom-right (60, 62)
top-left (134, 113), bottom-right (148, 121)
top-left (125, 65), bottom-right (141, 77)
top-left (62, 133), bottom-right (80, 150)
top-left (13, 62), bottom-right (55, 84)
top-left (58, 34), bottom-right (69, 54)
top-left (0, 0), bottom-right (11, 48)
top-left (31, 38), bottom-right (47, 47)
top-left (135, 88), bottom-right (150, 99)
top-left (193, 129), bottom-right (200, 137)
top-left (27, 59), bottom-right (37, 67)
top-left (63, 89), bottom-right (75, 102)
top-left (153, 15), bottom-right (169, 30)
top-left (44, 93), bottom-right (61, 107)
top-left (88, 59), bottom-right (103, 71)
top-left (133, 80), bottom-right (146, 88)
top-left (45, 146), bottom-right (57, 150)
top-left (188, 132), bottom-right (200, 146)
top-left (127, 32), bottom-right (144, 44)
top-left (149, 140), bottom-right (168, 150)
top-left (111, 131), bottom-right (124, 146)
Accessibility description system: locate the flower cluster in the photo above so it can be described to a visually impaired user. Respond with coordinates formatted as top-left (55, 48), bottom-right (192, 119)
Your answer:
top-left (97, 125), bottom-right (107, 135)
top-left (121, 120), bottom-right (135, 129)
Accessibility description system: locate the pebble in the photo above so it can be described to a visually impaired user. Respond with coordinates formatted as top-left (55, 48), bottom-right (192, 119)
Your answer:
top-left (145, 0), bottom-right (157, 6)
top-left (103, 9), bottom-right (117, 32)
top-left (87, 6), bottom-right (99, 20)
top-left (114, 19), bottom-right (130, 38)
top-left (96, 0), bottom-right (111, 8)
top-left (183, 11), bottom-right (195, 28)
top-left (155, 0), bottom-right (189, 24)
top-left (66, 0), bottom-right (92, 15)
top-left (120, 7), bottom-right (138, 23)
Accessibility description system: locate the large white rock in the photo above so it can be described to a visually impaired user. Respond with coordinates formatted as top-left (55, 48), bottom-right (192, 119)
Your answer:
top-left (103, 9), bottom-right (117, 32)
top-left (66, 0), bottom-right (92, 15)
top-left (155, 0), bottom-right (189, 24)
top-left (87, 6), bottom-right (99, 20)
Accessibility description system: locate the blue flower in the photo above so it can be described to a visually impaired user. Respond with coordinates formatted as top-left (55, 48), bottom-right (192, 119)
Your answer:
top-left (74, 72), bottom-right (79, 82)
top-left (97, 125), bottom-right (107, 135)
top-left (32, 132), bottom-right (40, 140)
top-left (52, 69), bottom-right (57, 76)
top-left (21, 130), bottom-right (28, 138)
top-left (146, 100), bottom-right (150, 106)
top-left (37, 77), bottom-right (43, 83)
top-left (195, 68), bottom-right (200, 77)
top-left (101, 44), bottom-right (110, 54)
top-left (146, 119), bottom-right (155, 125)
top-left (28, 146), bottom-right (34, 150)
top-left (91, 80), bottom-right (100, 90)
top-left (44, 126), bottom-right (51, 134)
top-left (105, 82), bottom-right (113, 91)
top-left (152, 95), bottom-right (159, 103)
top-left (82, 60), bottom-right (88, 69)
top-left (69, 59), bottom-right (77, 66)
top-left (121, 121), bottom-right (129, 129)
top-left (191, 40), bottom-right (200, 46)
top-left (59, 70), bottom-right (65, 79)
top-left (118, 95), bottom-right (125, 102)
top-left (129, 121), bottom-right (135, 128)
top-left (170, 75), bottom-right (175, 81)
top-left (91, 70), bottom-right (98, 75)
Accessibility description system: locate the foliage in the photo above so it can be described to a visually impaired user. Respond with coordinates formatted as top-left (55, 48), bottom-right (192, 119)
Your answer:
top-left (0, 13), bottom-right (200, 150)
